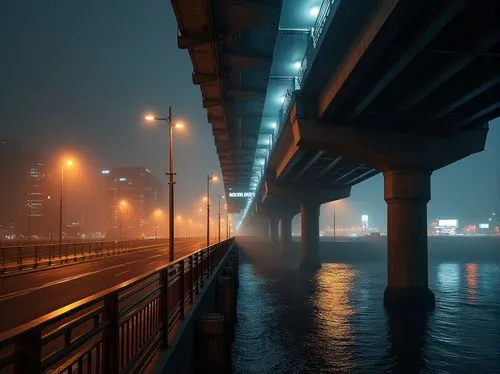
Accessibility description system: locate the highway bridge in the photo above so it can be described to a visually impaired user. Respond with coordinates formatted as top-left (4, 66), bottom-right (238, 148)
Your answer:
top-left (172, 0), bottom-right (499, 307)
top-left (1, 1), bottom-right (499, 373)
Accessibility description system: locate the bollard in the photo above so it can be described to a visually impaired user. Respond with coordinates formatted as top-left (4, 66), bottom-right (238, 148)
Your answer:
top-left (223, 262), bottom-right (238, 324)
top-left (216, 276), bottom-right (235, 345)
top-left (194, 313), bottom-right (227, 374)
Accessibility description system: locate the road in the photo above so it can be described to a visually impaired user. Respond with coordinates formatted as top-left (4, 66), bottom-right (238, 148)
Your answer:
top-left (0, 237), bottom-right (205, 333)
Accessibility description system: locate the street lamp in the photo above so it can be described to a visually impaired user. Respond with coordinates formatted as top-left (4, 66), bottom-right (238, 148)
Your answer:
top-left (217, 195), bottom-right (225, 242)
top-left (60, 159), bottom-right (74, 258)
top-left (206, 174), bottom-right (218, 246)
top-left (333, 201), bottom-right (336, 239)
top-left (145, 107), bottom-right (184, 262)
top-left (225, 202), bottom-right (229, 239)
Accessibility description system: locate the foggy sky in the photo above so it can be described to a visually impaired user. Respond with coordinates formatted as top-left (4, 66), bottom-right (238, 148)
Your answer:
top-left (1, 0), bottom-right (499, 231)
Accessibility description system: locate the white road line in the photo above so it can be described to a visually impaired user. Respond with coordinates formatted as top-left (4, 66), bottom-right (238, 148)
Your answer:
top-left (0, 260), bottom-right (137, 302)
top-left (113, 270), bottom-right (130, 277)
top-left (147, 253), bottom-right (165, 259)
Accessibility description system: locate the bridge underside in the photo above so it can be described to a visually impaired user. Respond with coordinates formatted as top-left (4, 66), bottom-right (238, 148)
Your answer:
top-left (172, 0), bottom-right (498, 309)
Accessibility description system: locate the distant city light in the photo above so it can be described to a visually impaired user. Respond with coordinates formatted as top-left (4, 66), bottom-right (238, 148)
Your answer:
top-left (119, 177), bottom-right (127, 182)
top-left (479, 223), bottom-right (489, 229)
top-left (293, 61), bottom-right (301, 70)
top-left (438, 219), bottom-right (458, 227)
top-left (310, 6), bottom-right (320, 17)
top-left (101, 169), bottom-right (110, 175)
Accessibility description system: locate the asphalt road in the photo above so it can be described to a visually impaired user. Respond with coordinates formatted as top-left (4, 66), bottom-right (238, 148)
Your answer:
top-left (0, 237), bottom-right (206, 333)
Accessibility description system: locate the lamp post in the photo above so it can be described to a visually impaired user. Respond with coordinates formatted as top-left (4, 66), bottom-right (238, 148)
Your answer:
top-left (333, 201), bottom-right (336, 239)
top-left (217, 195), bottom-right (223, 242)
top-left (145, 108), bottom-right (183, 262)
top-left (60, 159), bottom-right (73, 258)
top-left (206, 174), bottom-right (218, 247)
top-left (225, 201), bottom-right (229, 239)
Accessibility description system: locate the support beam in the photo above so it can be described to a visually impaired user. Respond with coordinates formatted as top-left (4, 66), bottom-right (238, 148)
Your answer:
top-left (279, 213), bottom-right (293, 252)
top-left (317, 156), bottom-right (343, 179)
top-left (292, 116), bottom-right (489, 171)
top-left (203, 99), bottom-right (222, 109)
top-left (390, 29), bottom-right (500, 121)
top-left (193, 72), bottom-right (218, 85)
top-left (293, 151), bottom-right (325, 181)
top-left (269, 216), bottom-right (279, 243)
top-left (346, 168), bottom-right (379, 184)
top-left (383, 169), bottom-right (435, 308)
top-left (178, 33), bottom-right (221, 49)
top-left (349, 0), bottom-right (467, 119)
top-left (335, 164), bottom-right (364, 182)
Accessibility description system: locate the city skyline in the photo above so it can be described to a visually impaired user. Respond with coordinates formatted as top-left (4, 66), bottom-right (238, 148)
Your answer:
top-left (1, 1), bottom-right (499, 234)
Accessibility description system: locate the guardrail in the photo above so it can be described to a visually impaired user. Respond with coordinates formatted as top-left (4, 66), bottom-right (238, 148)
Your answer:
top-left (0, 239), bottom-right (170, 273)
top-left (0, 237), bottom-right (235, 373)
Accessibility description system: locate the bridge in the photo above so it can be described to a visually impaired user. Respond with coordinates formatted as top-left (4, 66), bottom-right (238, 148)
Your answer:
top-left (172, 0), bottom-right (499, 307)
top-left (1, 1), bottom-right (499, 373)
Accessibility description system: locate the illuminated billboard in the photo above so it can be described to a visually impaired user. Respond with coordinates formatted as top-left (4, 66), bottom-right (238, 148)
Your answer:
top-left (228, 192), bottom-right (255, 198)
top-left (479, 223), bottom-right (489, 229)
top-left (438, 219), bottom-right (458, 227)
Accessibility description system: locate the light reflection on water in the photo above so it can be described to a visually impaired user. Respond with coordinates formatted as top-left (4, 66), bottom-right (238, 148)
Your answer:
top-left (233, 252), bottom-right (500, 373)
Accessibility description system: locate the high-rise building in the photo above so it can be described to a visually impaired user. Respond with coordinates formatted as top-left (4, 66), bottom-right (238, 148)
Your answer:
top-left (0, 139), bottom-right (23, 237)
top-left (23, 150), bottom-right (58, 239)
top-left (103, 167), bottom-right (164, 239)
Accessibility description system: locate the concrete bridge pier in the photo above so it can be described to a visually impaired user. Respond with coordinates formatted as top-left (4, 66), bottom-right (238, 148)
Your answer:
top-left (299, 202), bottom-right (321, 271)
top-left (269, 215), bottom-right (279, 243)
top-left (383, 169), bottom-right (435, 309)
top-left (279, 213), bottom-right (293, 252)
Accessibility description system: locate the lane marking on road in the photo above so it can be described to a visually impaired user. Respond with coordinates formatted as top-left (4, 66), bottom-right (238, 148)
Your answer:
top-left (1, 240), bottom-right (207, 302)
top-left (113, 270), bottom-right (130, 277)
top-left (0, 260), bottom-right (137, 302)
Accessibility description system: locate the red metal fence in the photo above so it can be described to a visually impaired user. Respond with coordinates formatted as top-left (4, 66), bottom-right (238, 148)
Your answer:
top-left (0, 239), bottom-right (170, 273)
top-left (0, 238), bottom-right (234, 373)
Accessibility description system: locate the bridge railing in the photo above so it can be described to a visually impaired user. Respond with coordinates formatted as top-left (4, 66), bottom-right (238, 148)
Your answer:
top-left (0, 239), bottom-right (170, 273)
top-left (0, 237), bottom-right (235, 374)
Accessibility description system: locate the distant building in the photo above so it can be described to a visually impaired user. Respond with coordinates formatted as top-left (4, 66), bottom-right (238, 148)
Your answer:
top-left (0, 139), bottom-right (23, 237)
top-left (0, 141), bottom-right (58, 239)
top-left (23, 150), bottom-right (58, 239)
top-left (103, 167), bottom-right (164, 239)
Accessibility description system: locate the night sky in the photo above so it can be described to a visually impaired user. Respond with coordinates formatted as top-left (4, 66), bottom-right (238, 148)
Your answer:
top-left (1, 0), bottom-right (499, 231)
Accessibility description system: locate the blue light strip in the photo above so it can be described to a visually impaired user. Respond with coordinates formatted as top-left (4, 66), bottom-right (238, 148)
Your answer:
top-left (237, 0), bottom-right (341, 232)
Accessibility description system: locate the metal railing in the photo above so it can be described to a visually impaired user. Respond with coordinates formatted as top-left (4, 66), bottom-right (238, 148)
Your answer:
top-left (0, 239), bottom-right (170, 273)
top-left (0, 238), bottom-right (235, 373)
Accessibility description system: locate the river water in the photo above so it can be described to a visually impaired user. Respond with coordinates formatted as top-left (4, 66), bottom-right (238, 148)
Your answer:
top-left (232, 237), bottom-right (500, 373)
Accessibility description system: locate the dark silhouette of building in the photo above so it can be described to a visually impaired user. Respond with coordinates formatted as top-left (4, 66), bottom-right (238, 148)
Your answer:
top-left (23, 150), bottom-right (58, 239)
top-left (103, 167), bottom-right (164, 239)
top-left (0, 139), bottom-right (23, 238)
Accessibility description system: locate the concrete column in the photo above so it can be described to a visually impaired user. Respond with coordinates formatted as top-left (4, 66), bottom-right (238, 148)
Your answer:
top-left (279, 214), bottom-right (292, 251)
top-left (300, 202), bottom-right (320, 270)
top-left (383, 169), bottom-right (435, 308)
top-left (269, 215), bottom-right (279, 243)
